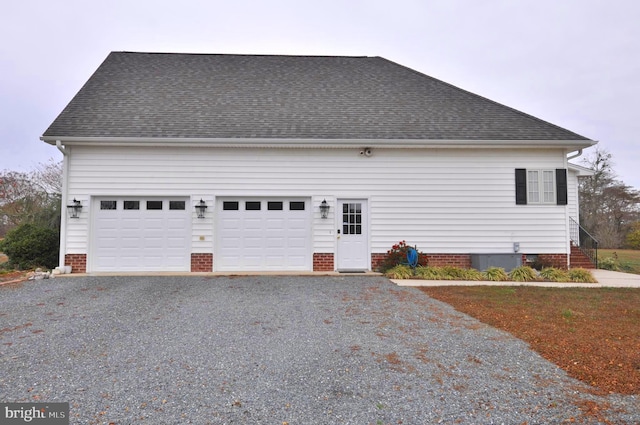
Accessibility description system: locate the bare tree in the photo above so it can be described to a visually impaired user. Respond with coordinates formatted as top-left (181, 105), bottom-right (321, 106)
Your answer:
top-left (0, 160), bottom-right (62, 236)
top-left (579, 147), bottom-right (640, 248)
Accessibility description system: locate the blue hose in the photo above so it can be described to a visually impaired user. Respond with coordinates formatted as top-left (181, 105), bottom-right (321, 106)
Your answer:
top-left (406, 247), bottom-right (418, 268)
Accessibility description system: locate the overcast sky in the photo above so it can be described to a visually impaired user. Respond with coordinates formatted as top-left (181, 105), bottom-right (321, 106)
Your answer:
top-left (2, 0), bottom-right (639, 188)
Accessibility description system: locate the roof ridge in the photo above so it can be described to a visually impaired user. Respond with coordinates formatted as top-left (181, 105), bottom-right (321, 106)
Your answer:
top-left (111, 51), bottom-right (374, 60)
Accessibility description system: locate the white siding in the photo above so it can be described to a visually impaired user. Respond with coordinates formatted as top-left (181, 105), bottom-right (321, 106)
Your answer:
top-left (567, 168), bottom-right (580, 223)
top-left (64, 145), bottom-right (571, 265)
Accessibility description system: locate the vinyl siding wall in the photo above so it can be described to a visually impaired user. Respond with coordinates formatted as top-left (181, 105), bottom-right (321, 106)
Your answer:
top-left (63, 145), bottom-right (572, 262)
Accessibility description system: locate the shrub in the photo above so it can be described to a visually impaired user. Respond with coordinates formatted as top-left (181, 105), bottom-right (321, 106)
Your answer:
top-left (377, 241), bottom-right (427, 272)
top-left (539, 267), bottom-right (570, 282)
top-left (508, 266), bottom-right (538, 282)
top-left (412, 266), bottom-right (478, 280)
top-left (568, 268), bottom-right (598, 283)
top-left (624, 223), bottom-right (640, 249)
top-left (0, 223), bottom-right (59, 270)
top-left (483, 267), bottom-right (508, 282)
top-left (414, 266), bottom-right (443, 280)
top-left (460, 268), bottom-right (485, 281)
top-left (598, 255), bottom-right (620, 271)
top-left (385, 264), bottom-right (414, 279)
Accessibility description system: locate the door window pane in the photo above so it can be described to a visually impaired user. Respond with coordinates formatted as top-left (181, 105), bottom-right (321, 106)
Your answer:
top-left (268, 201), bottom-right (283, 211)
top-left (342, 203), bottom-right (362, 235)
top-left (100, 200), bottom-right (117, 210)
top-left (147, 200), bottom-right (163, 210)
top-left (169, 201), bottom-right (186, 210)
top-left (124, 200), bottom-right (140, 210)
top-left (223, 201), bottom-right (239, 211)
top-left (289, 201), bottom-right (305, 211)
top-left (246, 201), bottom-right (261, 211)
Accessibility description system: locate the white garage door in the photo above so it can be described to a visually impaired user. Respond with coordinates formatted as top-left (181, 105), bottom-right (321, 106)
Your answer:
top-left (92, 198), bottom-right (190, 272)
top-left (216, 198), bottom-right (311, 271)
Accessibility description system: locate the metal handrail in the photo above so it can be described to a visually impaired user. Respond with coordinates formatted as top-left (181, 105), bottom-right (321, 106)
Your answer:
top-left (569, 217), bottom-right (599, 267)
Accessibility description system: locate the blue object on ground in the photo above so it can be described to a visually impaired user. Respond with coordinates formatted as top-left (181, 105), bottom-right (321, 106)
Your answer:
top-left (406, 247), bottom-right (418, 268)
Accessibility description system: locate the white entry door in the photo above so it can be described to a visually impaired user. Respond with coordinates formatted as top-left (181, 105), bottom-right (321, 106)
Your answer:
top-left (337, 199), bottom-right (369, 271)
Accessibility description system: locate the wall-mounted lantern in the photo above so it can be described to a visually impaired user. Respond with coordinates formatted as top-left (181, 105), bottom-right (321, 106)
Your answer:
top-left (319, 199), bottom-right (330, 219)
top-left (195, 199), bottom-right (208, 218)
top-left (67, 198), bottom-right (82, 219)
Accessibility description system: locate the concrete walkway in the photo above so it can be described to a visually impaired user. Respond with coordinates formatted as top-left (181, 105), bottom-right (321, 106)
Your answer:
top-left (392, 269), bottom-right (640, 288)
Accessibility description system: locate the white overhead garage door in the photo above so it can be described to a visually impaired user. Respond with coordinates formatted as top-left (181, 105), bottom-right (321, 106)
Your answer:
top-left (92, 197), bottom-right (191, 272)
top-left (216, 198), bottom-right (312, 271)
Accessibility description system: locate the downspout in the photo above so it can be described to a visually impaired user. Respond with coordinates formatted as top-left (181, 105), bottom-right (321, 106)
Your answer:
top-left (567, 149), bottom-right (583, 161)
top-left (56, 140), bottom-right (69, 269)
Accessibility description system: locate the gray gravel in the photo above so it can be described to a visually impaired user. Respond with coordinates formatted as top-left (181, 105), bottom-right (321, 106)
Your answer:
top-left (0, 275), bottom-right (637, 424)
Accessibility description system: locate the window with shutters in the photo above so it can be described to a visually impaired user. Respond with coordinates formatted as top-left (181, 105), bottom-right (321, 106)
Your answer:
top-left (527, 170), bottom-right (555, 204)
top-left (517, 168), bottom-right (567, 205)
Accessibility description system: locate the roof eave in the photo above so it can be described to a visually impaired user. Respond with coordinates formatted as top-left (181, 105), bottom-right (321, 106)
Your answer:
top-left (41, 136), bottom-right (596, 150)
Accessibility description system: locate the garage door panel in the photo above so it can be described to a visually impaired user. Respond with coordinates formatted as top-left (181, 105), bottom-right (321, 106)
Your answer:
top-left (216, 198), bottom-right (311, 271)
top-left (93, 197), bottom-right (190, 272)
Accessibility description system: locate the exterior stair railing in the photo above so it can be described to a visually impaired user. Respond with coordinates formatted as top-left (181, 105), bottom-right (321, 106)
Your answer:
top-left (569, 217), bottom-right (598, 268)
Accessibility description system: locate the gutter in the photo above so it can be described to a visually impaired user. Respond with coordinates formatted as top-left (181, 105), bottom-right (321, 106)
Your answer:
top-left (41, 136), bottom-right (597, 150)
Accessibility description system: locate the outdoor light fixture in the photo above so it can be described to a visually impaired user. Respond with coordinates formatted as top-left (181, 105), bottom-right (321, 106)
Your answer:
top-left (195, 199), bottom-right (208, 218)
top-left (67, 198), bottom-right (82, 219)
top-left (319, 199), bottom-right (330, 219)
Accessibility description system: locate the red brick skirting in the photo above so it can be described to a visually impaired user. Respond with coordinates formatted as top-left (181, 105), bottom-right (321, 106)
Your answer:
top-left (191, 253), bottom-right (213, 272)
top-left (537, 254), bottom-right (569, 269)
top-left (371, 253), bottom-right (387, 271)
top-left (426, 254), bottom-right (472, 268)
top-left (373, 252), bottom-right (568, 270)
top-left (313, 253), bottom-right (334, 271)
top-left (65, 254), bottom-right (87, 274)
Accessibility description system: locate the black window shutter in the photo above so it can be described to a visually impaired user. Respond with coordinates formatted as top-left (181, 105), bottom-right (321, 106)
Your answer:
top-left (515, 169), bottom-right (527, 205)
top-left (556, 168), bottom-right (568, 205)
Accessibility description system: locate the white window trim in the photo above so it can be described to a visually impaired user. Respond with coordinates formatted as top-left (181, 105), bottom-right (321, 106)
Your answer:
top-left (527, 169), bottom-right (556, 205)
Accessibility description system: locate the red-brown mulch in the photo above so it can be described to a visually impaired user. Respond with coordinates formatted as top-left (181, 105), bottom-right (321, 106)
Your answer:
top-left (419, 286), bottom-right (640, 395)
top-left (0, 270), bottom-right (29, 285)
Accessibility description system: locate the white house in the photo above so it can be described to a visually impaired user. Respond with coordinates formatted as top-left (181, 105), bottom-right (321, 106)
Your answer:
top-left (41, 52), bottom-right (596, 273)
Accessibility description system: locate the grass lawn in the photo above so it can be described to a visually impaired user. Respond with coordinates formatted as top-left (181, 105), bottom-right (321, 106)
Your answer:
top-left (419, 286), bottom-right (640, 395)
top-left (599, 249), bottom-right (640, 274)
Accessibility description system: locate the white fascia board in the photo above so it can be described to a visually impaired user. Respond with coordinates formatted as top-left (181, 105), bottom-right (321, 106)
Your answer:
top-left (41, 136), bottom-right (596, 150)
top-left (568, 162), bottom-right (595, 176)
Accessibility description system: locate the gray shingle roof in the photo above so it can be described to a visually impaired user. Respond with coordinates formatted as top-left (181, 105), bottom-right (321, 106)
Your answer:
top-left (43, 52), bottom-right (590, 142)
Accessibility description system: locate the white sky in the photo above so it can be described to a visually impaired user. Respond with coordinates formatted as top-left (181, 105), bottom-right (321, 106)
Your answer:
top-left (2, 0), bottom-right (639, 188)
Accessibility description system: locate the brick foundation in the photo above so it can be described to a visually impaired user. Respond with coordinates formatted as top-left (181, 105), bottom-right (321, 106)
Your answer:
top-left (425, 254), bottom-right (472, 268)
top-left (371, 253), bottom-right (387, 271)
top-left (313, 253), bottom-right (334, 271)
top-left (191, 253), bottom-right (213, 272)
top-left (536, 254), bottom-right (569, 270)
top-left (64, 254), bottom-right (87, 273)
top-left (372, 252), bottom-right (472, 270)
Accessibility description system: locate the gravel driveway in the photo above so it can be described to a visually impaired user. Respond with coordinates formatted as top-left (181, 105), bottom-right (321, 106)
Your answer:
top-left (1, 276), bottom-right (637, 424)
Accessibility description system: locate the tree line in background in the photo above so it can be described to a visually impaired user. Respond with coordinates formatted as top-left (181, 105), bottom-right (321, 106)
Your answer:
top-left (0, 160), bottom-right (62, 269)
top-left (579, 148), bottom-right (640, 249)
top-left (0, 148), bottom-right (638, 270)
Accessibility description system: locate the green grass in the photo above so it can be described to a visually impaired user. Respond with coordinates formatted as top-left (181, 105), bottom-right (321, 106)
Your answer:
top-left (599, 249), bottom-right (640, 274)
